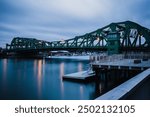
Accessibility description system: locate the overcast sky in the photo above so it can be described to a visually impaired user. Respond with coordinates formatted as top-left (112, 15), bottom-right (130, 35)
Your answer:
top-left (0, 0), bottom-right (150, 47)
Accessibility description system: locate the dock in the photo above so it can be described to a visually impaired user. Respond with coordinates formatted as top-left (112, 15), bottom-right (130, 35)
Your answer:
top-left (90, 53), bottom-right (150, 100)
top-left (95, 68), bottom-right (150, 100)
top-left (63, 70), bottom-right (95, 81)
top-left (91, 53), bottom-right (150, 70)
top-left (92, 59), bottom-right (150, 70)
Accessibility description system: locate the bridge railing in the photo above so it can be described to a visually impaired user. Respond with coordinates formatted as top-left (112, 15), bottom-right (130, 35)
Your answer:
top-left (90, 52), bottom-right (150, 63)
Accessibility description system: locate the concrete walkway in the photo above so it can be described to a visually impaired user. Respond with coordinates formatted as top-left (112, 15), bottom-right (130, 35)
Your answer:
top-left (95, 68), bottom-right (150, 100)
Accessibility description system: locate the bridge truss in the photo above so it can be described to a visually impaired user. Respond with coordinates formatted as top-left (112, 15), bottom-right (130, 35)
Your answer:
top-left (6, 21), bottom-right (150, 52)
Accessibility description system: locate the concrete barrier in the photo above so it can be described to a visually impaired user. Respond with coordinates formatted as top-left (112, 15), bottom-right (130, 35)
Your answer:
top-left (95, 68), bottom-right (150, 100)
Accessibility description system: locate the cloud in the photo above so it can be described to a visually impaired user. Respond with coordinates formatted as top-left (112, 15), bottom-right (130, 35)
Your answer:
top-left (0, 0), bottom-right (150, 47)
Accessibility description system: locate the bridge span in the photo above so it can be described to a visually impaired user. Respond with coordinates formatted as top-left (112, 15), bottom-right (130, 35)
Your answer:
top-left (5, 21), bottom-right (150, 55)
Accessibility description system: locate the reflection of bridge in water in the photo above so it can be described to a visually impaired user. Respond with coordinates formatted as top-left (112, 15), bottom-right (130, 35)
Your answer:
top-left (5, 21), bottom-right (150, 56)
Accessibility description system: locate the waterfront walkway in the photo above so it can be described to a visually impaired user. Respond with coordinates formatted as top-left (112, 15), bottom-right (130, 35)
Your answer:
top-left (95, 68), bottom-right (150, 100)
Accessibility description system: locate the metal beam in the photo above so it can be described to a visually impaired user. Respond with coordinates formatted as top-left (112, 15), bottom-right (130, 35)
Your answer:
top-left (5, 21), bottom-right (150, 53)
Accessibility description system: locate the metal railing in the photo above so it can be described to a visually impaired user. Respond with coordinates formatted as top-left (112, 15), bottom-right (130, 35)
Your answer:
top-left (90, 52), bottom-right (150, 63)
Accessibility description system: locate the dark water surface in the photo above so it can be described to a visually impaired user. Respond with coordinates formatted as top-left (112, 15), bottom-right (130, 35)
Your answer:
top-left (0, 58), bottom-right (100, 100)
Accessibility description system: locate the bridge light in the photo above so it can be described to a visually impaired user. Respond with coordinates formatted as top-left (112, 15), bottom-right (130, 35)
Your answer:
top-left (96, 37), bottom-right (100, 41)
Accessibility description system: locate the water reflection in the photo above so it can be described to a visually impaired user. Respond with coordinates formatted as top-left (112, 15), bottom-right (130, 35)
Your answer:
top-left (99, 84), bottom-right (102, 94)
top-left (59, 62), bottom-right (64, 98)
top-left (80, 86), bottom-right (84, 99)
top-left (33, 59), bottom-right (45, 98)
top-left (0, 59), bottom-right (95, 100)
top-left (37, 60), bottom-right (42, 81)
top-left (34, 60), bottom-right (37, 77)
top-left (60, 62), bottom-right (64, 78)
top-left (2, 59), bottom-right (7, 87)
top-left (78, 63), bottom-right (83, 72)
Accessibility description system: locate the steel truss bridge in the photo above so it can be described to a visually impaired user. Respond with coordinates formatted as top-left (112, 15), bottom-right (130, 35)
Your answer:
top-left (6, 21), bottom-right (150, 53)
